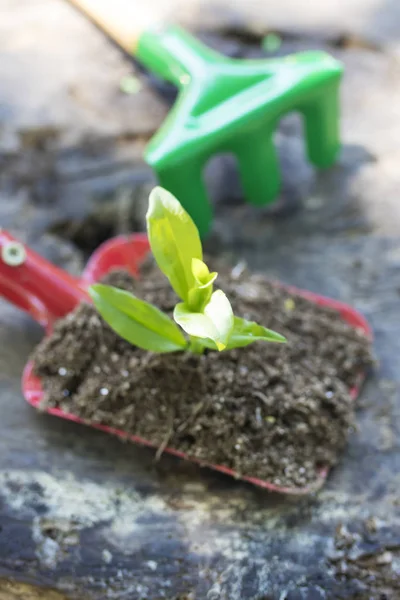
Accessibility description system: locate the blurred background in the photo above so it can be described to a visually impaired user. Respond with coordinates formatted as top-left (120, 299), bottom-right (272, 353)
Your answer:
top-left (2, 0), bottom-right (400, 261)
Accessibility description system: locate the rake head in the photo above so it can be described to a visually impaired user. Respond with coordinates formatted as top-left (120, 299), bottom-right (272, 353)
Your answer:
top-left (137, 26), bottom-right (343, 237)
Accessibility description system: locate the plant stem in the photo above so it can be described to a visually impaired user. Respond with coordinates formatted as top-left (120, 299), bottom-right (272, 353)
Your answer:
top-left (188, 337), bottom-right (205, 354)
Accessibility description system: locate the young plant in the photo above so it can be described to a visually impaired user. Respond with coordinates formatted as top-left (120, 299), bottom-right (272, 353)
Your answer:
top-left (89, 187), bottom-right (286, 353)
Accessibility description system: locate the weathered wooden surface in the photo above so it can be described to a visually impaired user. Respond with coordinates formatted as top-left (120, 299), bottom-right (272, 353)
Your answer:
top-left (1, 1), bottom-right (400, 598)
top-left (0, 579), bottom-right (69, 600)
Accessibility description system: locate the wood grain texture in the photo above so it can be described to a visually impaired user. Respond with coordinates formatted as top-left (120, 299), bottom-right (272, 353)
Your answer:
top-left (0, 579), bottom-right (71, 600)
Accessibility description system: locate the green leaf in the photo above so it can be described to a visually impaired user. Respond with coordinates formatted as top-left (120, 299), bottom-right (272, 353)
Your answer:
top-left (146, 186), bottom-right (202, 302)
top-left (174, 290), bottom-right (234, 351)
top-left (89, 284), bottom-right (187, 353)
top-left (174, 306), bottom-right (220, 347)
top-left (204, 290), bottom-right (234, 349)
top-left (191, 258), bottom-right (217, 288)
top-left (225, 316), bottom-right (286, 350)
top-left (187, 258), bottom-right (218, 312)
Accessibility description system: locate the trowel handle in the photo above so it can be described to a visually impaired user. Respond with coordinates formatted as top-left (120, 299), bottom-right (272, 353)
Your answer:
top-left (0, 230), bottom-right (88, 326)
top-left (66, 0), bottom-right (219, 87)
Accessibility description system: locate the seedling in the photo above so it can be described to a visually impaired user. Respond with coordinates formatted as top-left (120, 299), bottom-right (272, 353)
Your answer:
top-left (89, 187), bottom-right (286, 354)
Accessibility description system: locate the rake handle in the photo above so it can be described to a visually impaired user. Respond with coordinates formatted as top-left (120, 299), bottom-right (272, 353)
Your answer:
top-left (66, 0), bottom-right (219, 86)
top-left (67, 0), bottom-right (145, 52)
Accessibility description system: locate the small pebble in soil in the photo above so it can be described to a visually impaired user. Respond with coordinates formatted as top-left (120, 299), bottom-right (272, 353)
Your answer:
top-left (31, 262), bottom-right (374, 489)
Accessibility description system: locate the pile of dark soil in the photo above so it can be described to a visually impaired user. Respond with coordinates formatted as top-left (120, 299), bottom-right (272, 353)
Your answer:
top-left (32, 259), bottom-right (374, 488)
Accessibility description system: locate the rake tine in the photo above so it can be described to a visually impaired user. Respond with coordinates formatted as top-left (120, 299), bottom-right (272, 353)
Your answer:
top-left (302, 81), bottom-right (341, 168)
top-left (234, 132), bottom-right (281, 206)
top-left (156, 161), bottom-right (213, 238)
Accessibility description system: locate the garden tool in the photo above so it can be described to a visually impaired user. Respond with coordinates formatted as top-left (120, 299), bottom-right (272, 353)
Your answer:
top-left (66, 0), bottom-right (343, 237)
top-left (0, 229), bottom-right (370, 494)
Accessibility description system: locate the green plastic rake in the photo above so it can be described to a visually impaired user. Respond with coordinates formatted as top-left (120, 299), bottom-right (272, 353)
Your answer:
top-left (68, 0), bottom-right (343, 236)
